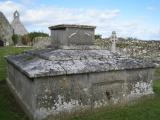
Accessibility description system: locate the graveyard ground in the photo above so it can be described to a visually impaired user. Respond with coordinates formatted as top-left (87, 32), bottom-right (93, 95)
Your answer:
top-left (0, 47), bottom-right (160, 120)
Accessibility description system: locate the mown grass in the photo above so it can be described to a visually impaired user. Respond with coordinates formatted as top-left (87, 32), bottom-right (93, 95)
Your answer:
top-left (0, 80), bottom-right (28, 120)
top-left (0, 46), bottom-right (31, 81)
top-left (0, 46), bottom-right (32, 120)
top-left (66, 96), bottom-right (160, 120)
top-left (0, 46), bottom-right (160, 120)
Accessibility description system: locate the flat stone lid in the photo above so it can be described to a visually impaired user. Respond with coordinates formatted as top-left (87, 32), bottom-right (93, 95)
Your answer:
top-left (6, 48), bottom-right (155, 78)
top-left (49, 24), bottom-right (96, 30)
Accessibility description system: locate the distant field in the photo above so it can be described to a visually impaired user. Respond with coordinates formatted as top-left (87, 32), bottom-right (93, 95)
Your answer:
top-left (0, 46), bottom-right (160, 120)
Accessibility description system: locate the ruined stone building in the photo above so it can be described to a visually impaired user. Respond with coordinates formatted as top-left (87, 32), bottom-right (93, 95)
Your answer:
top-left (0, 11), bottom-right (13, 46)
top-left (6, 24), bottom-right (155, 120)
top-left (11, 11), bottom-right (28, 35)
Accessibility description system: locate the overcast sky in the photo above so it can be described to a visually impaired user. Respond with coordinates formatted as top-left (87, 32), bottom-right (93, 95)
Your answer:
top-left (0, 0), bottom-right (160, 40)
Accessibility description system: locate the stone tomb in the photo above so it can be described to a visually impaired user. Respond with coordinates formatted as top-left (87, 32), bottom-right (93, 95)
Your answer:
top-left (6, 24), bottom-right (155, 120)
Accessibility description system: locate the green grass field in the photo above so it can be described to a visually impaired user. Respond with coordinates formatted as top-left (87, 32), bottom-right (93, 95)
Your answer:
top-left (0, 47), bottom-right (32, 81)
top-left (0, 47), bottom-right (160, 120)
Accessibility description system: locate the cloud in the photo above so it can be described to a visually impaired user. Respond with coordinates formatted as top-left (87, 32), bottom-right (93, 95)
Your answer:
top-left (0, 1), bottom-right (24, 20)
top-left (19, 5), bottom-right (121, 36)
top-left (0, 1), bottom-right (159, 40)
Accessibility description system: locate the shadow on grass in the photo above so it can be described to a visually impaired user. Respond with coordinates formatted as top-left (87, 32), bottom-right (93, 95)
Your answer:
top-left (0, 80), bottom-right (28, 120)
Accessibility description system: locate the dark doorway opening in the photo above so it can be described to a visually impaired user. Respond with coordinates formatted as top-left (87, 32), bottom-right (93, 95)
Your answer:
top-left (0, 40), bottom-right (4, 47)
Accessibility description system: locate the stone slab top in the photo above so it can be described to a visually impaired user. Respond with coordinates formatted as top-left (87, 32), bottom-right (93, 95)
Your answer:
top-left (6, 48), bottom-right (155, 78)
top-left (49, 24), bottom-right (96, 30)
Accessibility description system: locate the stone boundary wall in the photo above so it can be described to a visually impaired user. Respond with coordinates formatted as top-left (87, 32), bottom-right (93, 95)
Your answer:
top-left (33, 37), bottom-right (51, 49)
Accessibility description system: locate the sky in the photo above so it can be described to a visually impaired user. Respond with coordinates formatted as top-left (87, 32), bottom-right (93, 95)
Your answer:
top-left (0, 0), bottom-right (160, 40)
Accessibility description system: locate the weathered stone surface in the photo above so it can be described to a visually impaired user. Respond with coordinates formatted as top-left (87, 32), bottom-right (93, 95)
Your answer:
top-left (11, 11), bottom-right (28, 35)
top-left (49, 24), bottom-right (96, 48)
top-left (7, 63), bottom-right (154, 120)
top-left (33, 37), bottom-right (52, 48)
top-left (6, 24), bottom-right (156, 120)
top-left (0, 11), bottom-right (13, 45)
top-left (6, 49), bottom-right (155, 120)
top-left (6, 49), bottom-right (155, 78)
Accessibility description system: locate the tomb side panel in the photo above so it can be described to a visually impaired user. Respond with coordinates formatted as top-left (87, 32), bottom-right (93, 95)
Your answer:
top-left (32, 68), bottom-right (154, 119)
top-left (126, 68), bottom-right (154, 101)
top-left (88, 70), bottom-right (128, 107)
top-left (34, 74), bottom-right (92, 119)
top-left (67, 28), bottom-right (94, 45)
top-left (7, 63), bottom-right (36, 119)
top-left (33, 71), bottom-right (128, 119)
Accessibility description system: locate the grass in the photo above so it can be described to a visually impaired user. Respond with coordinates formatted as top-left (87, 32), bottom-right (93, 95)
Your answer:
top-left (0, 46), bottom-right (31, 81)
top-left (0, 46), bottom-right (32, 120)
top-left (66, 96), bottom-right (160, 120)
top-left (0, 46), bottom-right (160, 120)
top-left (0, 81), bottom-right (28, 120)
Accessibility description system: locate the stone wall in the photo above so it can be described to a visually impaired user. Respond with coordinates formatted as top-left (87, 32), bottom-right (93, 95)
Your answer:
top-left (33, 37), bottom-right (52, 49)
top-left (95, 38), bottom-right (160, 66)
top-left (7, 62), bottom-right (154, 120)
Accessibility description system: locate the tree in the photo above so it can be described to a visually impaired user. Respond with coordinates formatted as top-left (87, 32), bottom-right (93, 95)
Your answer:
top-left (12, 34), bottom-right (19, 45)
top-left (21, 35), bottom-right (31, 45)
top-left (95, 34), bottom-right (102, 39)
top-left (28, 32), bottom-right (49, 42)
top-left (21, 32), bottom-right (49, 45)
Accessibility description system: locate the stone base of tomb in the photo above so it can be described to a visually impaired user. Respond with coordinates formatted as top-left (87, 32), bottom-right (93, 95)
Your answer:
top-left (6, 60), bottom-right (155, 120)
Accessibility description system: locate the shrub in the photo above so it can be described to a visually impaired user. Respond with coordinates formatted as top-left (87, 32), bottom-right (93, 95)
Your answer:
top-left (21, 32), bottom-right (49, 45)
top-left (21, 35), bottom-right (31, 45)
top-left (95, 34), bottom-right (102, 39)
top-left (12, 34), bottom-right (19, 45)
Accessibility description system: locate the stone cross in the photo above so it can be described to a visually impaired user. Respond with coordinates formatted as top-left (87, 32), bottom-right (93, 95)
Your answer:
top-left (111, 31), bottom-right (117, 53)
